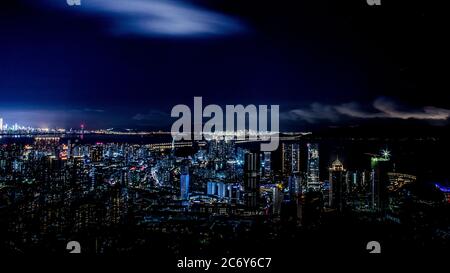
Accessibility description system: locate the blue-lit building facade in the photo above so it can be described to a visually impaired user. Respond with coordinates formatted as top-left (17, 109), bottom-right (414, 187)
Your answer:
top-left (307, 143), bottom-right (320, 191)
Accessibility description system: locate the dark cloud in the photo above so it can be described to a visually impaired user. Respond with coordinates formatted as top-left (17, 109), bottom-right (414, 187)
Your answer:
top-left (282, 103), bottom-right (339, 123)
top-left (284, 97), bottom-right (450, 124)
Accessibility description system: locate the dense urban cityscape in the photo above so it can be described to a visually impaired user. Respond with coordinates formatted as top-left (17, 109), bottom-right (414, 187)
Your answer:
top-left (0, 120), bottom-right (448, 257)
top-left (1, 0), bottom-right (448, 267)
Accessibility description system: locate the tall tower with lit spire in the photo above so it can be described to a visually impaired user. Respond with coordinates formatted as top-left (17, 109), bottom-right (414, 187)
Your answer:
top-left (369, 149), bottom-right (391, 211)
top-left (328, 156), bottom-right (346, 210)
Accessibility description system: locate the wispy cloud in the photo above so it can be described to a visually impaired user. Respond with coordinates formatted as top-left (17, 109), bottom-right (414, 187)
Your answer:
top-left (48, 0), bottom-right (246, 37)
top-left (283, 97), bottom-right (450, 124)
top-left (282, 103), bottom-right (339, 123)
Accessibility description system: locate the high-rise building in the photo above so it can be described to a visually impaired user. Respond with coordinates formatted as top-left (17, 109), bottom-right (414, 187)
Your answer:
top-left (291, 144), bottom-right (300, 173)
top-left (307, 143), bottom-right (320, 190)
top-left (272, 184), bottom-right (283, 215)
top-left (244, 152), bottom-right (260, 209)
top-left (328, 157), bottom-right (346, 210)
top-left (0, 117), bottom-right (3, 131)
top-left (262, 151), bottom-right (271, 176)
top-left (208, 139), bottom-right (235, 161)
top-left (180, 174), bottom-right (190, 201)
top-left (282, 143), bottom-right (300, 176)
top-left (288, 174), bottom-right (302, 197)
top-left (370, 149), bottom-right (391, 211)
top-left (207, 181), bottom-right (226, 198)
top-left (67, 140), bottom-right (72, 159)
top-left (90, 146), bottom-right (103, 162)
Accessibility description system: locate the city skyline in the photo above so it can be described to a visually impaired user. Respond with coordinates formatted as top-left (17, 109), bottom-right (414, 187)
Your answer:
top-left (0, 0), bottom-right (448, 261)
top-left (1, 97), bottom-right (449, 131)
top-left (0, 132), bottom-right (448, 256)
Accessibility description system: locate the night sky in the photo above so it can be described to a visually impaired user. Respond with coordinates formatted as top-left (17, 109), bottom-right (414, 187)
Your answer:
top-left (0, 0), bottom-right (448, 130)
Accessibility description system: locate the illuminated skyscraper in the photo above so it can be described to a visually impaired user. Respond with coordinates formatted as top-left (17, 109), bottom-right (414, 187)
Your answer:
top-left (282, 143), bottom-right (300, 176)
top-left (370, 149), bottom-right (391, 211)
top-left (244, 152), bottom-right (260, 209)
top-left (307, 143), bottom-right (320, 190)
top-left (67, 140), bottom-right (72, 159)
top-left (328, 157), bottom-right (346, 210)
top-left (272, 184), bottom-right (283, 215)
top-left (262, 151), bottom-right (271, 176)
top-left (0, 117), bottom-right (3, 131)
top-left (207, 181), bottom-right (226, 198)
top-left (180, 173), bottom-right (190, 200)
top-left (90, 146), bottom-right (103, 162)
top-left (288, 174), bottom-right (302, 197)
